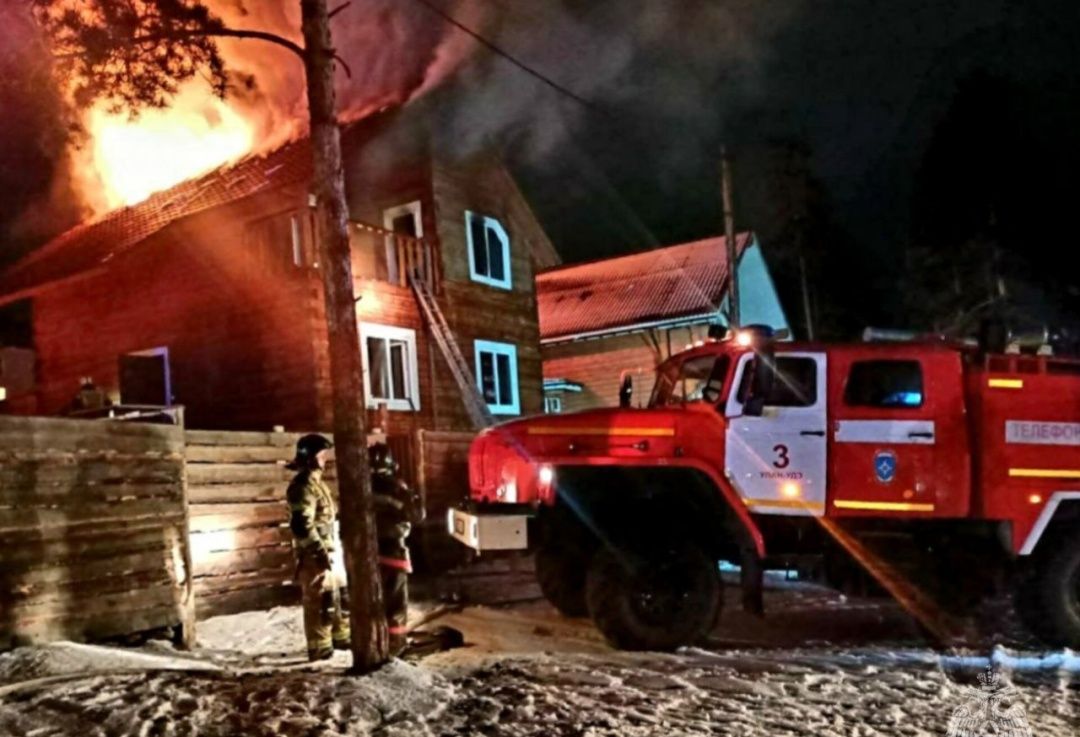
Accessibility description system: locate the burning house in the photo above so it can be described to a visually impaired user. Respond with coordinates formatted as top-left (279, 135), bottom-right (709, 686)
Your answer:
top-left (0, 107), bottom-right (559, 441)
top-left (537, 234), bottom-right (788, 413)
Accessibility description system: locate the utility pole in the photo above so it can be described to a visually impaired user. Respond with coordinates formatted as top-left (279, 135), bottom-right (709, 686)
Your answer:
top-left (721, 147), bottom-right (740, 329)
top-left (797, 222), bottom-right (815, 340)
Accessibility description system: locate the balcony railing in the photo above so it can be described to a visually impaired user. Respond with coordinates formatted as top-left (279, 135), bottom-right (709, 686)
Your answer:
top-left (353, 221), bottom-right (441, 293)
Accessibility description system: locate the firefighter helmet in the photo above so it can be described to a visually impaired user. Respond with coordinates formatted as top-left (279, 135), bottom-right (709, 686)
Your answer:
top-left (368, 442), bottom-right (398, 477)
top-left (288, 433), bottom-right (333, 470)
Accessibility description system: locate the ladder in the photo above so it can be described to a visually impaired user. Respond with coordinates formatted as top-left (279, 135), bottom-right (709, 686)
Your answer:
top-left (410, 276), bottom-right (496, 430)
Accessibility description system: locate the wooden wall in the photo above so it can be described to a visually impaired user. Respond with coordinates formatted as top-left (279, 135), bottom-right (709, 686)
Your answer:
top-left (28, 188), bottom-right (326, 433)
top-left (413, 430), bottom-right (474, 570)
top-left (185, 429), bottom-right (312, 619)
top-left (429, 157), bottom-right (549, 428)
top-left (0, 416), bottom-right (191, 649)
top-left (542, 324), bottom-right (715, 412)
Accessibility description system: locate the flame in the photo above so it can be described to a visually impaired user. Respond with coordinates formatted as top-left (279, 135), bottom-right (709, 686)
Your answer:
top-left (81, 82), bottom-right (255, 211)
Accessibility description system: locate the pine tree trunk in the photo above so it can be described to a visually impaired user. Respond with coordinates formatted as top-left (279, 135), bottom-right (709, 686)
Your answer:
top-left (299, 0), bottom-right (388, 672)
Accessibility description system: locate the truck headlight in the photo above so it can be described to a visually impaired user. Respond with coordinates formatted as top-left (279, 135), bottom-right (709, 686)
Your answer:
top-left (538, 465), bottom-right (555, 486)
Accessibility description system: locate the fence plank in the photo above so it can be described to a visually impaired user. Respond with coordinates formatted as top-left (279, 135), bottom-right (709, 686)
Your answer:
top-left (185, 463), bottom-right (293, 486)
top-left (186, 483), bottom-right (285, 505)
top-left (187, 503), bottom-right (288, 533)
top-left (193, 547), bottom-right (294, 579)
top-left (195, 586), bottom-right (298, 621)
top-left (185, 445), bottom-right (295, 464)
top-left (188, 526), bottom-right (292, 555)
top-left (0, 502), bottom-right (187, 535)
top-left (186, 430), bottom-right (299, 448)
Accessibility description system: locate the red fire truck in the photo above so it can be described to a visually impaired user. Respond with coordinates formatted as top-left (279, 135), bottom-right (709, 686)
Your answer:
top-left (448, 327), bottom-right (1080, 650)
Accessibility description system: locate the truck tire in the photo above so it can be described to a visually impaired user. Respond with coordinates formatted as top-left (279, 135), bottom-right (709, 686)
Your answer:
top-left (1022, 535), bottom-right (1080, 647)
top-left (585, 543), bottom-right (720, 651)
top-left (536, 544), bottom-right (588, 617)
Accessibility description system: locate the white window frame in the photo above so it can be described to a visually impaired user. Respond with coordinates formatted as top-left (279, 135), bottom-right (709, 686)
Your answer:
top-left (360, 322), bottom-right (421, 412)
top-left (474, 340), bottom-right (520, 415)
top-left (465, 211), bottom-right (512, 290)
top-left (544, 396), bottom-right (562, 414)
top-left (383, 201), bottom-right (423, 285)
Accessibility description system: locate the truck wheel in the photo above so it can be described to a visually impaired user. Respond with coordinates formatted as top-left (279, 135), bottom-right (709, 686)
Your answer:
top-left (585, 543), bottom-right (720, 651)
top-left (536, 544), bottom-right (588, 617)
top-left (1023, 535), bottom-right (1080, 647)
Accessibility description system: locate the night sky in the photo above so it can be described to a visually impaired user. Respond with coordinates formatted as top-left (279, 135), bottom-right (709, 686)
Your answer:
top-left (3, 0), bottom-right (1080, 337)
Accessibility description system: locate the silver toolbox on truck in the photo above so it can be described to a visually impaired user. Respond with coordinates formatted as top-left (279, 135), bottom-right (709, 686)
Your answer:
top-left (447, 507), bottom-right (529, 551)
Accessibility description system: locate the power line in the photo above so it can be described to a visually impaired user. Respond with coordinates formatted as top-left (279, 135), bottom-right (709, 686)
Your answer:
top-left (408, 0), bottom-right (606, 115)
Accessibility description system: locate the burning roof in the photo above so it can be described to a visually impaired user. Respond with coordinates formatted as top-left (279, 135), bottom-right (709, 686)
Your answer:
top-left (536, 234), bottom-right (752, 343)
top-left (0, 111), bottom-right (402, 305)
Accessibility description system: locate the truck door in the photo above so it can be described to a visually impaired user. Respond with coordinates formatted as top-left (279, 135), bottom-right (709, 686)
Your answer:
top-left (828, 350), bottom-right (969, 517)
top-left (725, 352), bottom-right (828, 516)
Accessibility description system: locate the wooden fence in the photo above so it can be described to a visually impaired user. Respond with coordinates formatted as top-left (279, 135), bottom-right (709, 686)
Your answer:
top-left (414, 430), bottom-right (474, 571)
top-left (185, 430), bottom-right (314, 619)
top-left (0, 416), bottom-right (192, 649)
top-left (0, 422), bottom-right (477, 647)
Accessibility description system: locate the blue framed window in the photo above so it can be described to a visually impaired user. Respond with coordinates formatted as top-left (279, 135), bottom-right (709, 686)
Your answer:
top-left (465, 211), bottom-right (511, 289)
top-left (474, 340), bottom-right (519, 414)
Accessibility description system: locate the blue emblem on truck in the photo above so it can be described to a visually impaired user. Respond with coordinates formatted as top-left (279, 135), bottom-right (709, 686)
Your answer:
top-left (875, 451), bottom-right (897, 483)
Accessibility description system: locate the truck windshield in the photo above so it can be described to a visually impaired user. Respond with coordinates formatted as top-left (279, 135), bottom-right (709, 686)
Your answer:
top-left (650, 355), bottom-right (730, 407)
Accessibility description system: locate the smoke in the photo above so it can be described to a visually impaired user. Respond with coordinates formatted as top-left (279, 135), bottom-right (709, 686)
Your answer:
top-left (5, 0), bottom-right (801, 253)
top-left (412, 0), bottom-right (802, 166)
top-left (0, 3), bottom-right (85, 259)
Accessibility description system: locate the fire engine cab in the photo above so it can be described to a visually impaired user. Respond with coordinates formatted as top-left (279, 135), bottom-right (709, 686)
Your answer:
top-left (448, 326), bottom-right (1080, 651)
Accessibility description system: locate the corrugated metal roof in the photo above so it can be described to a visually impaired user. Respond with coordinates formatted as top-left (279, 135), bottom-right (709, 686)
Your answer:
top-left (536, 234), bottom-right (751, 342)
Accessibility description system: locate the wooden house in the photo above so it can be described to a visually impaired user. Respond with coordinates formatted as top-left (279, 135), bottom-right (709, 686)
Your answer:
top-left (0, 110), bottom-right (560, 555)
top-left (537, 234), bottom-right (788, 413)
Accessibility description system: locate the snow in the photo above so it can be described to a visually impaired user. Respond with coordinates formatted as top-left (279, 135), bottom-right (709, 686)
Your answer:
top-left (0, 586), bottom-right (1077, 736)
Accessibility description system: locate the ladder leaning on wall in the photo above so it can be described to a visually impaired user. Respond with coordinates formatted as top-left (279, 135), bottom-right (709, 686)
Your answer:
top-left (410, 276), bottom-right (496, 430)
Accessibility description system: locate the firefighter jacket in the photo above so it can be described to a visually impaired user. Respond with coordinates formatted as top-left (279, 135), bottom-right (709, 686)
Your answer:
top-left (286, 468), bottom-right (338, 556)
top-left (373, 470), bottom-right (424, 543)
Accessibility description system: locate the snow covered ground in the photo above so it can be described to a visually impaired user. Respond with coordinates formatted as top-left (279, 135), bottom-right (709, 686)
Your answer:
top-left (1, 582), bottom-right (1077, 736)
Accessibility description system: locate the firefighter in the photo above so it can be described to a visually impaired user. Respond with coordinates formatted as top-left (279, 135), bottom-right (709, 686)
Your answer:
top-left (370, 442), bottom-right (425, 655)
top-left (286, 433), bottom-right (350, 661)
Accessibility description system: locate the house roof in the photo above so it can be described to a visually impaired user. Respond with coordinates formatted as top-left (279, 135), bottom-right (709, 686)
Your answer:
top-left (535, 234), bottom-right (752, 343)
top-left (0, 138), bottom-right (313, 304)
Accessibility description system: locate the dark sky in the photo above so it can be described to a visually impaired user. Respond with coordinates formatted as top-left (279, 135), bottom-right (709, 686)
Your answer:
top-left (3, 0), bottom-right (1079, 333)
top-left (505, 0), bottom-right (1070, 254)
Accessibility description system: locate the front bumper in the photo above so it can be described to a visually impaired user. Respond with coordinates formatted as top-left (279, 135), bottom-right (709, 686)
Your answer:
top-left (447, 504), bottom-right (533, 552)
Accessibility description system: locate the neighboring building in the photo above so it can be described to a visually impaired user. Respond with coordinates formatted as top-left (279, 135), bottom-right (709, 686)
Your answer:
top-left (538, 234), bottom-right (788, 413)
top-left (0, 108), bottom-right (559, 438)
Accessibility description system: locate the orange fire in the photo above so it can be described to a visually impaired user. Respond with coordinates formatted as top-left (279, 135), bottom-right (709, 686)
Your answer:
top-left (80, 82), bottom-right (255, 212)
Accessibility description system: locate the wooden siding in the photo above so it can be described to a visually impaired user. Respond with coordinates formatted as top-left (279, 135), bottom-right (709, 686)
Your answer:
top-left (185, 429), bottom-right (312, 619)
top-left (16, 151), bottom-right (549, 438)
top-left (430, 158), bottom-right (547, 427)
top-left (541, 324), bottom-right (715, 412)
top-left (0, 416), bottom-right (191, 648)
top-left (29, 189), bottom-right (325, 432)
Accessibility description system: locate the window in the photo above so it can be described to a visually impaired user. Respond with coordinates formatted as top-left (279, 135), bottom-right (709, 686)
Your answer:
top-left (737, 356), bottom-right (818, 408)
top-left (360, 323), bottom-right (420, 411)
top-left (383, 201), bottom-right (423, 284)
top-left (475, 340), bottom-right (519, 414)
top-left (244, 211), bottom-right (310, 270)
top-left (845, 360), bottom-right (924, 408)
top-left (544, 396), bottom-right (562, 414)
top-left (120, 347), bottom-right (171, 406)
top-left (650, 356), bottom-right (730, 407)
top-left (466, 211), bottom-right (511, 289)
